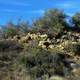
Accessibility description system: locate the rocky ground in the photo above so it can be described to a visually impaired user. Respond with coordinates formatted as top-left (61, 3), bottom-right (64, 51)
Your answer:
top-left (0, 31), bottom-right (80, 80)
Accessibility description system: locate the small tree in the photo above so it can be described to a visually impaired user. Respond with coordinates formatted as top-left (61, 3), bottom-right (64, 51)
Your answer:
top-left (17, 21), bottom-right (30, 35)
top-left (32, 9), bottom-right (67, 36)
top-left (4, 21), bottom-right (17, 38)
top-left (72, 13), bottom-right (80, 31)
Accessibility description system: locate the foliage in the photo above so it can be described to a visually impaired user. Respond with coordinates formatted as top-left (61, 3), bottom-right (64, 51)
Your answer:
top-left (20, 43), bottom-right (72, 79)
top-left (3, 22), bottom-right (17, 38)
top-left (4, 28), bottom-right (17, 38)
top-left (72, 13), bottom-right (80, 31)
top-left (32, 9), bottom-right (67, 36)
top-left (17, 21), bottom-right (30, 35)
top-left (0, 40), bottom-right (23, 52)
top-left (64, 42), bottom-right (80, 55)
top-left (1, 8), bottom-right (80, 80)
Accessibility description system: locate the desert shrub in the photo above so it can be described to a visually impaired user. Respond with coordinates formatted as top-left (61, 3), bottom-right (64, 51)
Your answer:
top-left (64, 42), bottom-right (80, 55)
top-left (3, 28), bottom-right (17, 38)
top-left (72, 13), bottom-right (80, 31)
top-left (0, 40), bottom-right (23, 52)
top-left (72, 43), bottom-right (80, 55)
top-left (0, 40), bottom-right (25, 80)
top-left (17, 21), bottom-right (30, 35)
top-left (20, 45), bottom-right (72, 79)
top-left (63, 42), bottom-right (74, 52)
top-left (32, 9), bottom-right (67, 37)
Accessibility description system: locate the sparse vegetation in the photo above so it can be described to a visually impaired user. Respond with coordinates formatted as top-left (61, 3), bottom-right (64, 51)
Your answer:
top-left (0, 9), bottom-right (80, 80)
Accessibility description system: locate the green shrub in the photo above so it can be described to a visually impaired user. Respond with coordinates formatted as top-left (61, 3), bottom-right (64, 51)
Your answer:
top-left (20, 46), bottom-right (71, 79)
top-left (32, 9), bottom-right (67, 36)
top-left (4, 28), bottom-right (17, 38)
top-left (72, 43), bottom-right (80, 55)
top-left (0, 40), bottom-right (23, 52)
top-left (64, 42), bottom-right (80, 55)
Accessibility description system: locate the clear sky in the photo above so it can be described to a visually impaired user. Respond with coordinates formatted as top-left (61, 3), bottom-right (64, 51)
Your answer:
top-left (0, 0), bottom-right (80, 25)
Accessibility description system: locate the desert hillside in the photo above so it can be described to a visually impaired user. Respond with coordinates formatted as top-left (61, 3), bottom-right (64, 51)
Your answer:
top-left (0, 31), bottom-right (80, 80)
top-left (0, 9), bottom-right (80, 80)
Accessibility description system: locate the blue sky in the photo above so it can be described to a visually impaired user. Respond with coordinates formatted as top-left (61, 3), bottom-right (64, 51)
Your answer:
top-left (0, 0), bottom-right (80, 25)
